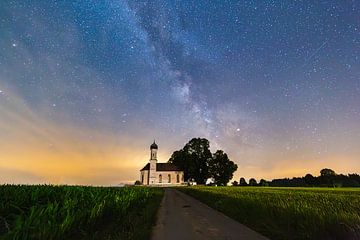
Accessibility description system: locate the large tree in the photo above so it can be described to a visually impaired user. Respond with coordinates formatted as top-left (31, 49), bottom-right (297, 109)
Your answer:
top-left (168, 138), bottom-right (212, 184)
top-left (169, 138), bottom-right (237, 185)
top-left (208, 150), bottom-right (238, 186)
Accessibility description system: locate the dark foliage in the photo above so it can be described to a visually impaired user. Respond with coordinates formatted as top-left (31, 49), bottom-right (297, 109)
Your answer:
top-left (239, 177), bottom-right (247, 186)
top-left (209, 150), bottom-right (238, 186)
top-left (169, 138), bottom-right (238, 185)
top-left (168, 138), bottom-right (212, 184)
top-left (259, 179), bottom-right (268, 186)
top-left (320, 168), bottom-right (336, 177)
top-left (238, 168), bottom-right (360, 187)
top-left (249, 178), bottom-right (257, 186)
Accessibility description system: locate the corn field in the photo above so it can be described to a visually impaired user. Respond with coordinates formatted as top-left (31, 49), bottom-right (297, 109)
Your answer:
top-left (0, 185), bottom-right (163, 240)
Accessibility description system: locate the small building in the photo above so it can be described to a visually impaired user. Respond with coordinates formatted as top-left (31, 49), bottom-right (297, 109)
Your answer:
top-left (140, 141), bottom-right (184, 186)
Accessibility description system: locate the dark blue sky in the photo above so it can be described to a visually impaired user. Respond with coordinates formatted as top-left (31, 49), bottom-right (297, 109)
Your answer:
top-left (0, 1), bottom-right (359, 184)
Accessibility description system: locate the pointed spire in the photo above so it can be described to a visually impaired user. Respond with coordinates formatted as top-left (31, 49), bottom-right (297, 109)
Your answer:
top-left (150, 140), bottom-right (158, 149)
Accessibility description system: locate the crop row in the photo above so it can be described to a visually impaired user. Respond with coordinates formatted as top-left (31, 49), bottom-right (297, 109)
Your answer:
top-left (0, 185), bottom-right (163, 240)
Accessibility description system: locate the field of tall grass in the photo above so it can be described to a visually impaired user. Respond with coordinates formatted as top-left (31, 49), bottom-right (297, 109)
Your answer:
top-left (179, 186), bottom-right (360, 240)
top-left (0, 185), bottom-right (163, 240)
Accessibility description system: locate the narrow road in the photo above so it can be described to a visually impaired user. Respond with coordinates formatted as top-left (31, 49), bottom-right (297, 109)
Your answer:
top-left (151, 188), bottom-right (269, 240)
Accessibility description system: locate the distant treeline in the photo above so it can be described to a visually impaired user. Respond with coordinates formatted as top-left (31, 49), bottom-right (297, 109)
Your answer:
top-left (233, 168), bottom-right (360, 187)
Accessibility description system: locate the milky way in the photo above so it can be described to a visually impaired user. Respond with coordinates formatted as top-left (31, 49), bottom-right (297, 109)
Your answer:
top-left (0, 1), bottom-right (359, 185)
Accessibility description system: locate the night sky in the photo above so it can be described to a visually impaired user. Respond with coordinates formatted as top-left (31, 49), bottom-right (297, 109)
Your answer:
top-left (1, 1), bottom-right (359, 185)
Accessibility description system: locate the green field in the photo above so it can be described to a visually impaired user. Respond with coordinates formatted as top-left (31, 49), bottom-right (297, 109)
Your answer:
top-left (0, 185), bottom-right (163, 240)
top-left (179, 186), bottom-right (360, 240)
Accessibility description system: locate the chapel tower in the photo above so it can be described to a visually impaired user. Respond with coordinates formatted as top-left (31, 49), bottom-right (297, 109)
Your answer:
top-left (149, 140), bottom-right (158, 184)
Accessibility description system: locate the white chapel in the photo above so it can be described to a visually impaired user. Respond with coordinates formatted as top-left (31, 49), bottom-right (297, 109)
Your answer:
top-left (140, 141), bottom-right (184, 186)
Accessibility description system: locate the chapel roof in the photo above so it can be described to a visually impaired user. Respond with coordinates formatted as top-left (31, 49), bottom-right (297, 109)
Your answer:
top-left (140, 163), bottom-right (182, 171)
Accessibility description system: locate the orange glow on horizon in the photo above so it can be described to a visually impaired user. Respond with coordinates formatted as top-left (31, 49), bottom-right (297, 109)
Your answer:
top-left (1, 88), bottom-right (359, 185)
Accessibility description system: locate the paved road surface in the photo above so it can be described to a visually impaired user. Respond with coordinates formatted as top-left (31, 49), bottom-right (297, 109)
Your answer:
top-left (151, 188), bottom-right (269, 240)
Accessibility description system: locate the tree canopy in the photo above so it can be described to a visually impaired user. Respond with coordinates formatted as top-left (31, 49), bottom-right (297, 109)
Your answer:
top-left (209, 150), bottom-right (238, 186)
top-left (168, 138), bottom-right (212, 184)
top-left (237, 168), bottom-right (360, 187)
top-left (168, 138), bottom-right (238, 185)
top-left (320, 168), bottom-right (336, 177)
top-left (249, 178), bottom-right (257, 186)
top-left (239, 177), bottom-right (247, 186)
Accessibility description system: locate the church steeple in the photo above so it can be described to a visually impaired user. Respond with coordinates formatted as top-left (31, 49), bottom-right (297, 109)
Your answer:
top-left (150, 140), bottom-right (158, 150)
top-left (149, 140), bottom-right (158, 184)
top-left (150, 140), bottom-right (158, 160)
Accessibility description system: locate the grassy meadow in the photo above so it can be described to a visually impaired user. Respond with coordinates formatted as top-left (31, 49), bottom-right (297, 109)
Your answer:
top-left (179, 186), bottom-right (360, 240)
top-left (0, 185), bottom-right (163, 240)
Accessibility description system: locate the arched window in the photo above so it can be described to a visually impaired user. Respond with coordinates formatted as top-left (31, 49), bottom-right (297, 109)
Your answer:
top-left (177, 174), bottom-right (180, 183)
top-left (141, 174), bottom-right (144, 183)
top-left (159, 174), bottom-right (162, 183)
top-left (168, 174), bottom-right (171, 183)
